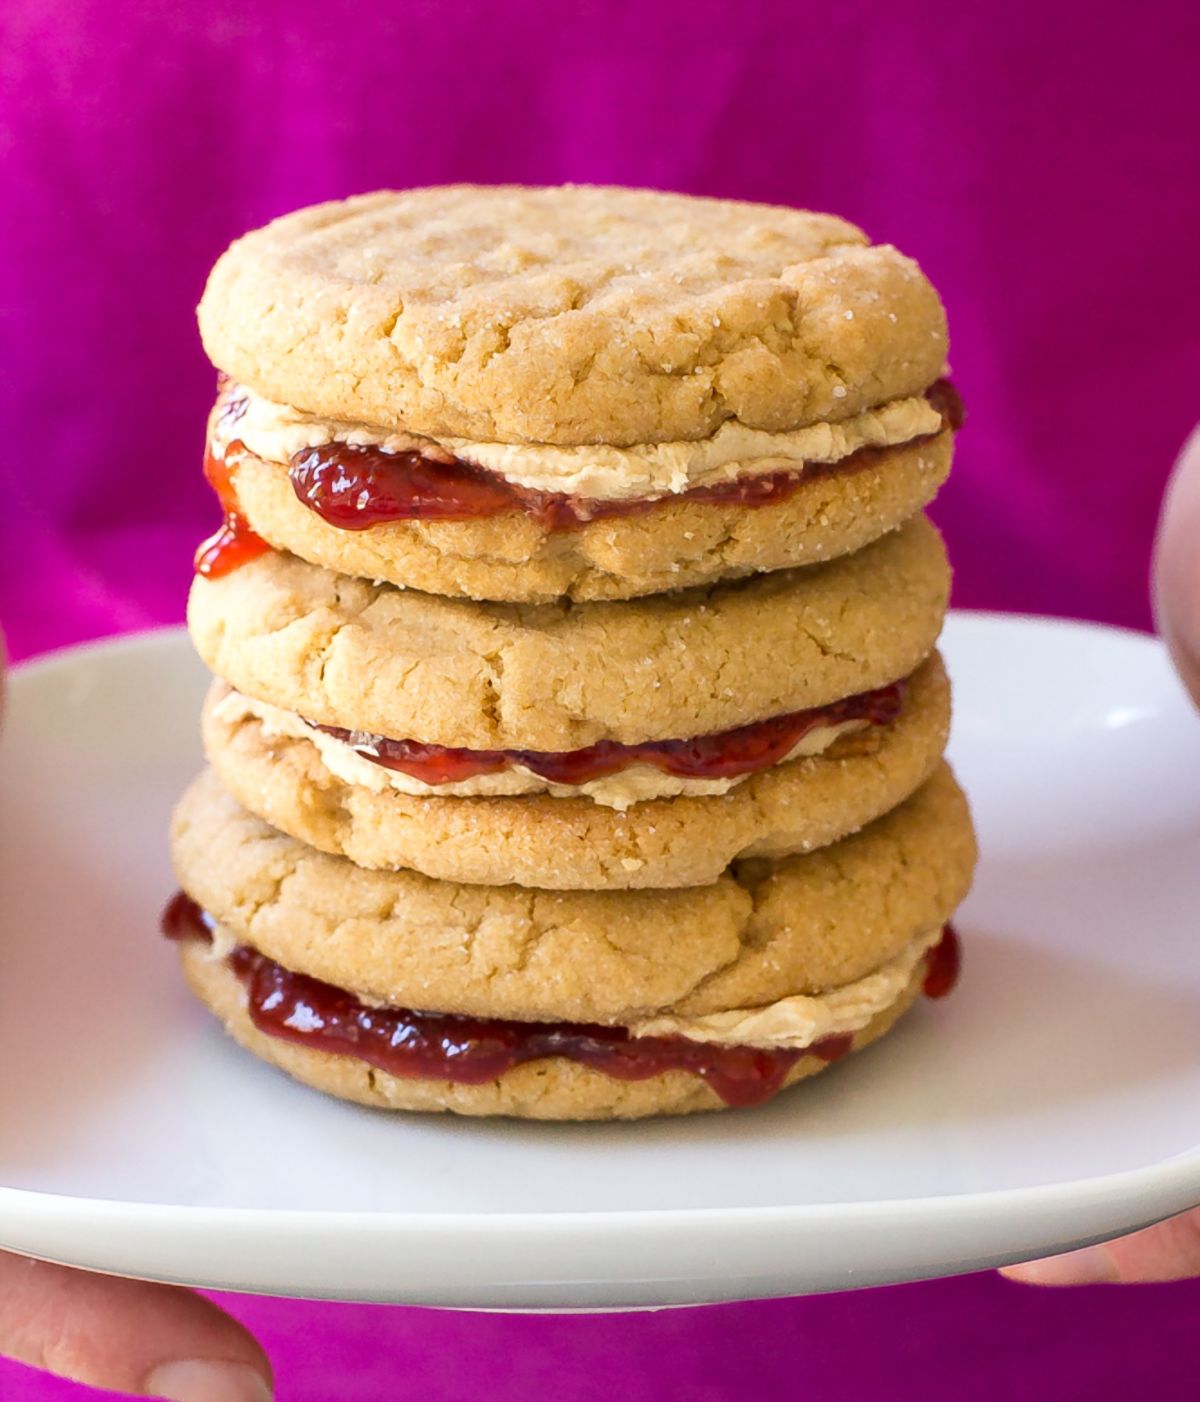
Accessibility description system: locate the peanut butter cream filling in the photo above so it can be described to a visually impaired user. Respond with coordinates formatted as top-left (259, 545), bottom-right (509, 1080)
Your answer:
top-left (214, 383), bottom-right (946, 503)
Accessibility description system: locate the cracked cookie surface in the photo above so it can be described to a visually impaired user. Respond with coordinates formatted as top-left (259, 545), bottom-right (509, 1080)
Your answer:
top-left (170, 763), bottom-right (976, 1024)
top-left (187, 514), bottom-right (949, 750)
top-left (198, 185), bottom-right (949, 446)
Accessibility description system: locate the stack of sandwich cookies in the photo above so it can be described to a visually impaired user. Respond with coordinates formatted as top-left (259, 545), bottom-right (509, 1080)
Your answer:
top-left (169, 185), bottom-right (976, 1120)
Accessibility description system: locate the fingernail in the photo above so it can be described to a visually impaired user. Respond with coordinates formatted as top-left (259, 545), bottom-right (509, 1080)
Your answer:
top-left (144, 1358), bottom-right (273, 1402)
top-left (1001, 1243), bottom-right (1119, 1286)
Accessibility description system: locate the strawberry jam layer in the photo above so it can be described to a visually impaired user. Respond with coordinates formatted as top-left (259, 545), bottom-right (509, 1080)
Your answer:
top-left (311, 678), bottom-right (906, 788)
top-left (195, 390), bottom-right (271, 579)
top-left (922, 921), bottom-right (961, 998)
top-left (162, 894), bottom-right (961, 1108)
top-left (162, 893), bottom-right (844, 1107)
top-left (285, 379), bottom-right (963, 532)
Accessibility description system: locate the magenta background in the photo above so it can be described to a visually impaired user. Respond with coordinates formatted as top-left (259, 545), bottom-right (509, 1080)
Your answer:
top-left (3, 1), bottom-right (1199, 1398)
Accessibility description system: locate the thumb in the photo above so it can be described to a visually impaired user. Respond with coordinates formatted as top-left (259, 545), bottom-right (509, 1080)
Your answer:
top-left (1001, 1206), bottom-right (1200, 1285)
top-left (1153, 425), bottom-right (1200, 707)
top-left (0, 1253), bottom-right (272, 1399)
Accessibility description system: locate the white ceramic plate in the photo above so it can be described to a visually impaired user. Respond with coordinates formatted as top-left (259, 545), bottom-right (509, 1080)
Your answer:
top-left (0, 613), bottom-right (1197, 1309)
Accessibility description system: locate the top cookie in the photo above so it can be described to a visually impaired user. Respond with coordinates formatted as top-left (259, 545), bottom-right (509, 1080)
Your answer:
top-left (199, 186), bottom-right (948, 446)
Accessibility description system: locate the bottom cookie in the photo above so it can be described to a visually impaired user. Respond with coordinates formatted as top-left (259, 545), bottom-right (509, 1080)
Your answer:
top-left (173, 930), bottom-right (948, 1121)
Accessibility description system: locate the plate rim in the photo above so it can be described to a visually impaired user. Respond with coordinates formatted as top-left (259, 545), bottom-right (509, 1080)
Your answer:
top-left (1, 1141), bottom-right (1199, 1234)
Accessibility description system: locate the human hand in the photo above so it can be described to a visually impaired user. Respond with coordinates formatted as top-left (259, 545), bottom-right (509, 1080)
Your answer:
top-left (0, 629), bottom-right (272, 1398)
top-left (0, 1255), bottom-right (272, 1399)
top-left (1004, 426), bottom-right (1200, 1287)
top-left (1154, 426), bottom-right (1200, 707)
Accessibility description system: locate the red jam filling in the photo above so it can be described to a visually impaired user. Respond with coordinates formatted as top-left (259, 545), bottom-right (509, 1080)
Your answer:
top-left (195, 393), bottom-right (271, 579)
top-left (922, 921), bottom-right (961, 999)
top-left (312, 678), bottom-right (906, 788)
top-left (285, 379), bottom-right (964, 533)
top-left (162, 894), bottom-right (960, 1108)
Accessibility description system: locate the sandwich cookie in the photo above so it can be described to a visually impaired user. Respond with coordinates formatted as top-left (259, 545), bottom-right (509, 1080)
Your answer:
top-left (197, 185), bottom-right (956, 602)
top-left (201, 652), bottom-right (950, 888)
top-left (167, 765), bottom-right (976, 1120)
top-left (189, 517), bottom-right (950, 886)
top-left (188, 514), bottom-right (949, 752)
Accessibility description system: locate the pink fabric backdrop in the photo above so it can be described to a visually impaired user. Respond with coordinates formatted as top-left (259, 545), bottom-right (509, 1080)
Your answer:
top-left (3, 1), bottom-right (1199, 1397)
